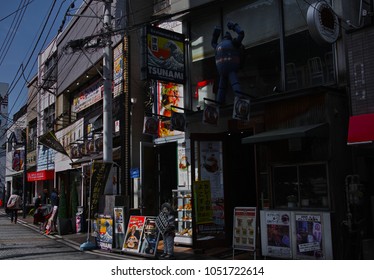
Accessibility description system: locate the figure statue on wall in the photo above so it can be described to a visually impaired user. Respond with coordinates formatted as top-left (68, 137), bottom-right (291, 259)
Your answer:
top-left (211, 21), bottom-right (245, 104)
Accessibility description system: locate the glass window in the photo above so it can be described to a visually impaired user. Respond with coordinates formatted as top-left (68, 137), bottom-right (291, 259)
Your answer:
top-left (283, 0), bottom-right (335, 90)
top-left (273, 163), bottom-right (329, 209)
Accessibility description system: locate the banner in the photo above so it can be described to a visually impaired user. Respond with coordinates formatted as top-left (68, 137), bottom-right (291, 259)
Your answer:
top-left (38, 130), bottom-right (69, 157)
top-left (193, 180), bottom-right (213, 224)
top-left (90, 161), bottom-right (113, 218)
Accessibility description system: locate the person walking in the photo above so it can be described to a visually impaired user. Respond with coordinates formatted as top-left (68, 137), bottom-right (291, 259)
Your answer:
top-left (7, 190), bottom-right (22, 224)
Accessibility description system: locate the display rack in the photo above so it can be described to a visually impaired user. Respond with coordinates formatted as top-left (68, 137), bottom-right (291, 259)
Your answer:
top-left (172, 189), bottom-right (193, 246)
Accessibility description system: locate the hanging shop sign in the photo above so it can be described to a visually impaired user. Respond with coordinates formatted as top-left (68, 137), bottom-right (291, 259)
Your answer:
top-left (147, 26), bottom-right (185, 84)
top-left (27, 170), bottom-right (54, 182)
top-left (307, 1), bottom-right (340, 45)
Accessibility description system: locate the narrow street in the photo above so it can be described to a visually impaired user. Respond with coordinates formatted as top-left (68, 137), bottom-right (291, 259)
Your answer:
top-left (0, 211), bottom-right (136, 260)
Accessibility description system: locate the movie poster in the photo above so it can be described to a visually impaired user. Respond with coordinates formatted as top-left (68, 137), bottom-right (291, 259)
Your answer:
top-left (138, 216), bottom-right (160, 257)
top-left (157, 81), bottom-right (184, 138)
top-left (260, 210), bottom-right (292, 259)
top-left (113, 207), bottom-right (125, 249)
top-left (122, 216), bottom-right (145, 253)
top-left (294, 213), bottom-right (323, 259)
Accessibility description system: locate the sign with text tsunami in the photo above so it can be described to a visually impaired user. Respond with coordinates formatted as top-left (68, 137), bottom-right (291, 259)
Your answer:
top-left (147, 26), bottom-right (185, 84)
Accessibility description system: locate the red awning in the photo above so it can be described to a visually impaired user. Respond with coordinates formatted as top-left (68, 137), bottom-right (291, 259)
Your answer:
top-left (27, 170), bottom-right (54, 182)
top-left (347, 113), bottom-right (374, 145)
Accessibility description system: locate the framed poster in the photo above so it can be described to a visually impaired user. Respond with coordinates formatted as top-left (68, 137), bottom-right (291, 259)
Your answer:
top-left (260, 210), bottom-right (292, 259)
top-left (122, 216), bottom-right (160, 257)
top-left (233, 207), bottom-right (257, 252)
top-left (292, 212), bottom-right (333, 260)
top-left (138, 216), bottom-right (160, 257)
top-left (122, 216), bottom-right (145, 253)
top-left (113, 207), bottom-right (125, 249)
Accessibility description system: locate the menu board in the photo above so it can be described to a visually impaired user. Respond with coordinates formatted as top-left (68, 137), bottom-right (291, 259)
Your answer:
top-left (233, 207), bottom-right (256, 251)
top-left (260, 210), bottom-right (292, 259)
top-left (122, 216), bottom-right (160, 257)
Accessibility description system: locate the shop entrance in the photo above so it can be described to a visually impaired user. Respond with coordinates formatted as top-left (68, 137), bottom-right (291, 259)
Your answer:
top-left (142, 142), bottom-right (178, 216)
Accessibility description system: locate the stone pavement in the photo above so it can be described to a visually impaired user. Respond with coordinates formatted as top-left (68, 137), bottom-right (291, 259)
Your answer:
top-left (1, 209), bottom-right (255, 260)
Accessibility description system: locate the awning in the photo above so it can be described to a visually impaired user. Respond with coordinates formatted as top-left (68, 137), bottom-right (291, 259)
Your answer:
top-left (347, 113), bottom-right (374, 145)
top-left (242, 123), bottom-right (328, 144)
top-left (27, 170), bottom-right (54, 182)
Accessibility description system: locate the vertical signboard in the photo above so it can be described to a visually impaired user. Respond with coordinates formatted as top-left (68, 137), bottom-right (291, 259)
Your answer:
top-left (147, 26), bottom-right (185, 84)
top-left (260, 210), bottom-right (292, 259)
top-left (94, 215), bottom-right (113, 250)
top-left (233, 207), bottom-right (257, 252)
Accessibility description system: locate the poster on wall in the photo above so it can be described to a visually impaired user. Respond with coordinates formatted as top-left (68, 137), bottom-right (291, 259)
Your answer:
top-left (147, 26), bottom-right (185, 84)
top-left (93, 215), bottom-right (113, 250)
top-left (113, 207), bottom-right (125, 249)
top-left (177, 140), bottom-right (190, 187)
top-left (200, 141), bottom-right (224, 229)
top-left (292, 212), bottom-right (333, 260)
top-left (193, 180), bottom-right (213, 225)
top-left (233, 207), bottom-right (257, 252)
top-left (260, 210), bottom-right (292, 259)
top-left (157, 81), bottom-right (184, 138)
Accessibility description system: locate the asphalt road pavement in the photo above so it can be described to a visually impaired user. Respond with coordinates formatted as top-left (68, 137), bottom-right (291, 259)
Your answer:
top-left (0, 211), bottom-right (133, 260)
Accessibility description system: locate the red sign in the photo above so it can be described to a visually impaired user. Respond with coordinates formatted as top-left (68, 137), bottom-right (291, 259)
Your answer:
top-left (27, 170), bottom-right (54, 182)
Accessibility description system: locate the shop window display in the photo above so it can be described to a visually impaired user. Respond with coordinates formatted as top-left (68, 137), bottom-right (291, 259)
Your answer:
top-left (273, 163), bottom-right (329, 209)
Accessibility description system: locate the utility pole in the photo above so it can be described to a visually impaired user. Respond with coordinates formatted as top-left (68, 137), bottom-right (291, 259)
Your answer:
top-left (103, 0), bottom-right (113, 194)
top-left (23, 130), bottom-right (27, 218)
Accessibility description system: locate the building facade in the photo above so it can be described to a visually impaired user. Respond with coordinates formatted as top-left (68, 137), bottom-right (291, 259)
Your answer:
top-left (5, 0), bottom-right (374, 259)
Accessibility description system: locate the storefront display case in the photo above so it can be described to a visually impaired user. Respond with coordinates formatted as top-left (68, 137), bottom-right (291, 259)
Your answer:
top-left (172, 189), bottom-right (193, 245)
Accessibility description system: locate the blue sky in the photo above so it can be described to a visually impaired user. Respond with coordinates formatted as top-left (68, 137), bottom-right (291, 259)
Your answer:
top-left (0, 0), bottom-right (82, 120)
